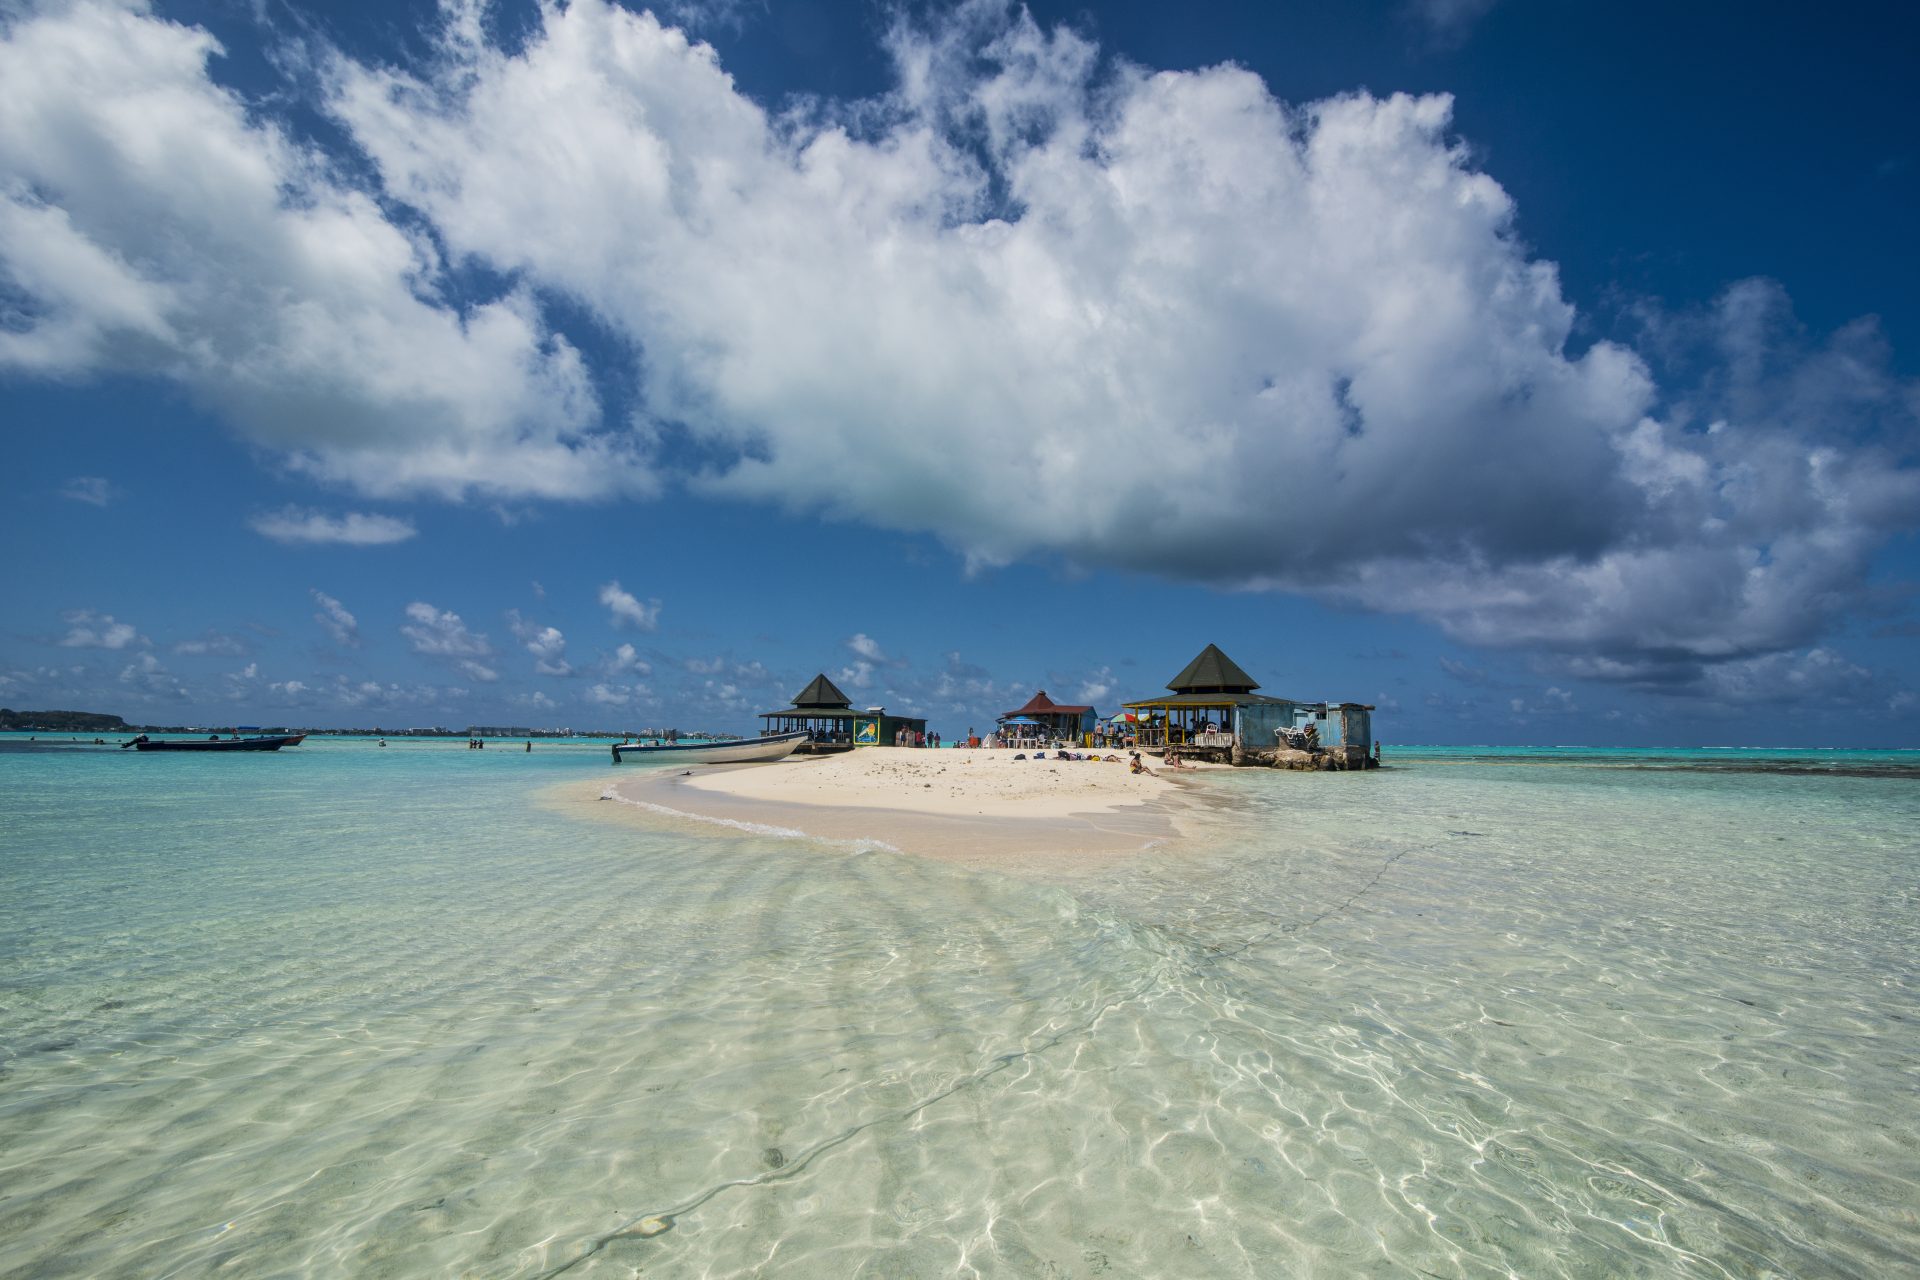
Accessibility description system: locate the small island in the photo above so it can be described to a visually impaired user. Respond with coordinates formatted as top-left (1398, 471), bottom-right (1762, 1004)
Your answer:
top-left (0, 708), bottom-right (129, 733)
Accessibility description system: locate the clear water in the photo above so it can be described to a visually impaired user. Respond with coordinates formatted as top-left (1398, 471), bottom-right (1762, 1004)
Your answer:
top-left (2, 735), bottom-right (1915, 1277)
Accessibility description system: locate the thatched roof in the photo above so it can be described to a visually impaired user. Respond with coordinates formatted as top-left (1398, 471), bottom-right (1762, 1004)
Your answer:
top-left (1123, 692), bottom-right (1296, 709)
top-left (791, 673), bottom-right (852, 709)
top-left (1166, 644), bottom-right (1260, 694)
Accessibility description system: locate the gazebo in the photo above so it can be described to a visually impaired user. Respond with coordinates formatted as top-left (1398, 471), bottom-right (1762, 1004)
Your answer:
top-left (759, 673), bottom-right (927, 752)
top-left (998, 690), bottom-right (1096, 746)
top-left (1122, 644), bottom-right (1308, 755)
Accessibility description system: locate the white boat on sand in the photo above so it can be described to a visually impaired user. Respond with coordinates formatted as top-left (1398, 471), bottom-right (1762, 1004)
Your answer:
top-left (610, 730), bottom-right (808, 765)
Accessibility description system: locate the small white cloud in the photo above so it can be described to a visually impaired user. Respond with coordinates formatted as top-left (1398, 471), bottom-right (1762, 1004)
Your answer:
top-left (507, 609), bottom-right (571, 675)
top-left (400, 601), bottom-right (491, 657)
top-left (1076, 668), bottom-right (1113, 704)
top-left (58, 609), bottom-right (141, 650)
top-left (1406, 0), bottom-right (1501, 43)
top-left (59, 475), bottom-right (115, 506)
top-left (605, 643), bottom-right (651, 676)
top-left (599, 581), bottom-right (661, 631)
top-left (173, 631), bottom-right (248, 656)
top-left (587, 681), bottom-right (647, 706)
top-left (457, 659), bottom-right (499, 683)
top-left (312, 589), bottom-right (360, 646)
top-left (119, 652), bottom-right (186, 698)
top-left (250, 507), bottom-right (417, 546)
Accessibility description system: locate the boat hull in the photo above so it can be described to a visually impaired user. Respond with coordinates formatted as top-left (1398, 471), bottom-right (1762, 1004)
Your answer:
top-left (131, 734), bottom-right (306, 752)
top-left (611, 730), bottom-right (808, 765)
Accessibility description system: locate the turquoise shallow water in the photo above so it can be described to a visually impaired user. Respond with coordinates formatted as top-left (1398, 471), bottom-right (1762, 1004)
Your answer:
top-left (1, 735), bottom-right (1916, 1277)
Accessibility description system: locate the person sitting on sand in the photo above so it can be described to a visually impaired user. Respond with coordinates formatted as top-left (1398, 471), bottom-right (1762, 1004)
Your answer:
top-left (1128, 752), bottom-right (1152, 775)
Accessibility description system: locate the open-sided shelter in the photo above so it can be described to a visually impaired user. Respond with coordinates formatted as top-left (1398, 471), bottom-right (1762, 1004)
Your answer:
top-left (1122, 643), bottom-right (1374, 762)
top-left (998, 690), bottom-right (1096, 743)
top-left (760, 673), bottom-right (927, 750)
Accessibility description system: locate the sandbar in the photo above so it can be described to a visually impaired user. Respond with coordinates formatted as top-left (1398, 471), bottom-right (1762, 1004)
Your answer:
top-left (590, 746), bottom-right (1222, 865)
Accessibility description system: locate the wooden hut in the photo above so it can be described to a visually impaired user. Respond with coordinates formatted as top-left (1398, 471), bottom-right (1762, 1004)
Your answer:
top-left (998, 690), bottom-right (1096, 746)
top-left (759, 673), bottom-right (928, 751)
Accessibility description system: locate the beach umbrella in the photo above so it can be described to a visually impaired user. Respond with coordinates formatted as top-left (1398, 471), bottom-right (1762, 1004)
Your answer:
top-left (1107, 711), bottom-right (1139, 723)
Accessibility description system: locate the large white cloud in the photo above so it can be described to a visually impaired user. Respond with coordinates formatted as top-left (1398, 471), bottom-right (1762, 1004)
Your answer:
top-left (0, 0), bottom-right (644, 500)
top-left (7, 0), bottom-right (1915, 686)
top-left (324, 0), bottom-right (1916, 680)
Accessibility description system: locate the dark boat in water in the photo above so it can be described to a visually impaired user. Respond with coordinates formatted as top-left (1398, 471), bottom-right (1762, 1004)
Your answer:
top-left (124, 734), bottom-right (307, 752)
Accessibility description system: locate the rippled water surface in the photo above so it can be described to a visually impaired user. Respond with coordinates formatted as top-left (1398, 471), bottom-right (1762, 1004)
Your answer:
top-left (2, 736), bottom-right (1916, 1277)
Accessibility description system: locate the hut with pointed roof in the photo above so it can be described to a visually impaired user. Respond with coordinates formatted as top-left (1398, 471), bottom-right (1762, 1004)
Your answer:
top-left (759, 673), bottom-right (927, 752)
top-left (997, 690), bottom-right (1096, 746)
top-left (1123, 643), bottom-right (1374, 766)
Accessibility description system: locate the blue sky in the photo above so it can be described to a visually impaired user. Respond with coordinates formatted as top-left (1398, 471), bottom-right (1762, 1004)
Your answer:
top-left (3, 0), bottom-right (1916, 744)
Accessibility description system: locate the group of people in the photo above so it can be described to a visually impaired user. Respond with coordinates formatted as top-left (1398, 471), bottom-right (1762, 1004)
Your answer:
top-left (890, 726), bottom-right (942, 748)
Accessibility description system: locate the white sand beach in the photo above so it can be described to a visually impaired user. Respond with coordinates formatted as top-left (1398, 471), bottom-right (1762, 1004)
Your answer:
top-left (595, 746), bottom-right (1224, 862)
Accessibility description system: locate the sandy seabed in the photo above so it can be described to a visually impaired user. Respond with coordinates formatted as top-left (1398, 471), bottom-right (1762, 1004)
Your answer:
top-left (585, 746), bottom-right (1223, 866)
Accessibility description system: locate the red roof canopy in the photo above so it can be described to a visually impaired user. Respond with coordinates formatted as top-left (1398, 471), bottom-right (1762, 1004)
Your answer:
top-left (1004, 689), bottom-right (1093, 718)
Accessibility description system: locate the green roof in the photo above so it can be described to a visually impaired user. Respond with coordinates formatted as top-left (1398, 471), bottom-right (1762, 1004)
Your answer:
top-left (1166, 644), bottom-right (1260, 693)
top-left (791, 672), bottom-right (852, 709)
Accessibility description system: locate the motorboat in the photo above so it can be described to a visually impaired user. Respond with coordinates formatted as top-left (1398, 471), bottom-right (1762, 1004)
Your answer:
top-left (610, 730), bottom-right (808, 765)
top-left (125, 733), bottom-right (307, 752)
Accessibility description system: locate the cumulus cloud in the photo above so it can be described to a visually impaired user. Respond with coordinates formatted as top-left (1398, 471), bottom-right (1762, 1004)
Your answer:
top-left (0, 0), bottom-right (642, 501)
top-left (7, 0), bottom-right (1915, 696)
top-left (844, 633), bottom-right (909, 668)
top-left (249, 507), bottom-right (417, 546)
top-left (599, 581), bottom-right (661, 631)
top-left (587, 681), bottom-right (648, 706)
top-left (58, 608), bottom-right (141, 649)
top-left (119, 651), bottom-right (185, 698)
top-left (604, 643), bottom-right (651, 676)
top-left (311, 589), bottom-right (360, 646)
top-left (1075, 667), bottom-right (1114, 704)
top-left (930, 650), bottom-right (1003, 711)
top-left (400, 601), bottom-right (491, 660)
top-left (507, 609), bottom-right (571, 675)
top-left (1507, 686), bottom-right (1577, 717)
top-left (59, 475), bottom-right (115, 506)
top-left (223, 661), bottom-right (259, 698)
top-left (319, 0), bottom-right (1916, 690)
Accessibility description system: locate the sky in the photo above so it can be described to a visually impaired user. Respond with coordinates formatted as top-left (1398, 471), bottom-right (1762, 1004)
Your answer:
top-left (2, 0), bottom-right (1917, 744)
